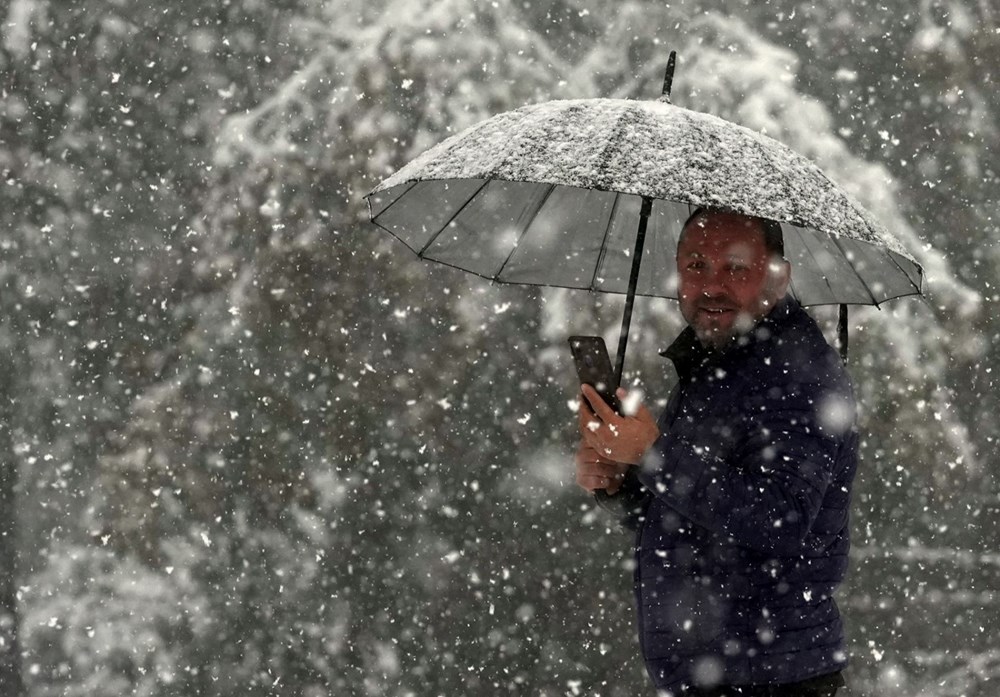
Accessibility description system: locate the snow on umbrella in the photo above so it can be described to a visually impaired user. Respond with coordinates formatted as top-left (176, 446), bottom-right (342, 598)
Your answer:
top-left (366, 57), bottom-right (923, 379)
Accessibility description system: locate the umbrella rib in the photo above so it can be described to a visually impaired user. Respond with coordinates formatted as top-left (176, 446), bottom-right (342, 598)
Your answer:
top-left (800, 168), bottom-right (921, 307)
top-left (590, 192), bottom-right (622, 291)
top-left (883, 249), bottom-right (925, 299)
top-left (583, 102), bottom-right (642, 293)
top-left (811, 153), bottom-right (925, 302)
top-left (416, 179), bottom-right (492, 258)
top-left (793, 228), bottom-right (843, 305)
top-left (368, 180), bottom-right (419, 222)
top-left (591, 103), bottom-right (640, 190)
top-left (491, 183), bottom-right (557, 281)
top-left (830, 235), bottom-right (880, 306)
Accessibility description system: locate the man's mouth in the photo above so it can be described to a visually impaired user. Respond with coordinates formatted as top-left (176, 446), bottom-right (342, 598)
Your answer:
top-left (698, 306), bottom-right (735, 315)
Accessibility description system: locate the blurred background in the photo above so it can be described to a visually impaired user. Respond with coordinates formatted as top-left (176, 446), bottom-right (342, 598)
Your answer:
top-left (0, 0), bottom-right (997, 695)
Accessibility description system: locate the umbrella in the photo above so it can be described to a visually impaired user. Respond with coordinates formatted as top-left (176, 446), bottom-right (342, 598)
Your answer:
top-left (365, 54), bottom-right (923, 380)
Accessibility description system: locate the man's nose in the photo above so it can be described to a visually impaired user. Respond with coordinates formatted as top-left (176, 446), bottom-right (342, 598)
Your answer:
top-left (701, 269), bottom-right (728, 297)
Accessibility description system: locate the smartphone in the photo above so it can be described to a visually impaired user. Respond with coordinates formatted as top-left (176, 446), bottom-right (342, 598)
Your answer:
top-left (568, 335), bottom-right (622, 414)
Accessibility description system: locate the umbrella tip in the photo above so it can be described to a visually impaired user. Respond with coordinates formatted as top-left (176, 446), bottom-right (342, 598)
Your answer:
top-left (659, 51), bottom-right (677, 103)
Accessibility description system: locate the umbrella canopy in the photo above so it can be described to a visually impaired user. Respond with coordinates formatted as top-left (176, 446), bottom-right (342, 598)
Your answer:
top-left (366, 66), bottom-right (924, 380)
top-left (367, 98), bottom-right (922, 307)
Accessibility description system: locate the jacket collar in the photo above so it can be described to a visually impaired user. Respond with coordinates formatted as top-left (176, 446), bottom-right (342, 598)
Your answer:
top-left (661, 296), bottom-right (798, 376)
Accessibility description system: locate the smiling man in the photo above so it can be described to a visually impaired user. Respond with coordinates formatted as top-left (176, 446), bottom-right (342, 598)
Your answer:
top-left (575, 208), bottom-right (858, 697)
top-left (677, 210), bottom-right (790, 349)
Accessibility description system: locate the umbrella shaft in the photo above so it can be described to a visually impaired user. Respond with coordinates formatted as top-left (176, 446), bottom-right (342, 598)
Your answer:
top-left (615, 195), bottom-right (653, 386)
top-left (838, 304), bottom-right (849, 364)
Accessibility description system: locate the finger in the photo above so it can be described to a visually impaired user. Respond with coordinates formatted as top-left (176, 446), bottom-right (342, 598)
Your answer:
top-left (576, 474), bottom-right (613, 493)
top-left (577, 469), bottom-right (626, 492)
top-left (616, 386), bottom-right (644, 418)
top-left (577, 443), bottom-right (620, 469)
top-left (575, 443), bottom-right (599, 467)
top-left (578, 391), bottom-right (596, 426)
top-left (575, 448), bottom-right (622, 476)
top-left (592, 449), bottom-right (621, 466)
top-left (579, 461), bottom-right (625, 479)
top-left (581, 384), bottom-right (618, 424)
top-left (580, 425), bottom-right (612, 455)
top-left (578, 396), bottom-right (603, 439)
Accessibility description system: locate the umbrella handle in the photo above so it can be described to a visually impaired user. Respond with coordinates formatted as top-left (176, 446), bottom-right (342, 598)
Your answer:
top-left (593, 489), bottom-right (618, 512)
top-left (838, 304), bottom-right (849, 364)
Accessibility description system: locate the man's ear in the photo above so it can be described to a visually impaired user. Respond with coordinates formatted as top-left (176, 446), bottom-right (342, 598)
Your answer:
top-left (768, 257), bottom-right (792, 299)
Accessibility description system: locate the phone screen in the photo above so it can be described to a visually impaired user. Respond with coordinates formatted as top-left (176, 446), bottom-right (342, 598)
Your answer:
top-left (568, 335), bottom-right (621, 414)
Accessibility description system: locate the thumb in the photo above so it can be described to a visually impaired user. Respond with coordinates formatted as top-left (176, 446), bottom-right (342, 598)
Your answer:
top-left (616, 387), bottom-right (648, 415)
top-left (620, 390), bottom-right (655, 421)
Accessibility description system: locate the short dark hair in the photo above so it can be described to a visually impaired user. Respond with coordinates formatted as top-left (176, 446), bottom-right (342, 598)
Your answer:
top-left (682, 207), bottom-right (785, 259)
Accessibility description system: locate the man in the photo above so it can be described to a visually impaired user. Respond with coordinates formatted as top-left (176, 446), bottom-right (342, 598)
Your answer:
top-left (575, 209), bottom-right (857, 697)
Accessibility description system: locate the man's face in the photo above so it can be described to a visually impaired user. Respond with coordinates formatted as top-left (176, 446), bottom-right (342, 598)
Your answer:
top-left (677, 212), bottom-right (790, 349)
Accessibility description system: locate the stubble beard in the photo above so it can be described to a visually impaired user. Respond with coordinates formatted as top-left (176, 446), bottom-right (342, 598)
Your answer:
top-left (693, 309), bottom-right (757, 349)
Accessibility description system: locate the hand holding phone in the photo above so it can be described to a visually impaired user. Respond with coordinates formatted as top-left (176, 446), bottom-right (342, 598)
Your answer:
top-left (571, 335), bottom-right (660, 466)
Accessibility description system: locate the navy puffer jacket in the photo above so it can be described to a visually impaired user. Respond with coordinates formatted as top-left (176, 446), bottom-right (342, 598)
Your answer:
top-left (612, 298), bottom-right (857, 694)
